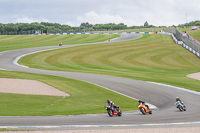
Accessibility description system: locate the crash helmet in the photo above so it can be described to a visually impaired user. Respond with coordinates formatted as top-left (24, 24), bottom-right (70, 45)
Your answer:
top-left (176, 97), bottom-right (180, 101)
top-left (107, 99), bottom-right (110, 103)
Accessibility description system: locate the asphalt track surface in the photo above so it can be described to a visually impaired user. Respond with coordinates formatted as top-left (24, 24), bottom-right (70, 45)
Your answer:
top-left (0, 34), bottom-right (200, 130)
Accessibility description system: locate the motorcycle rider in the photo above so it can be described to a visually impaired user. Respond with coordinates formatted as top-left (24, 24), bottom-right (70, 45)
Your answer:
top-left (107, 99), bottom-right (119, 111)
top-left (175, 96), bottom-right (186, 111)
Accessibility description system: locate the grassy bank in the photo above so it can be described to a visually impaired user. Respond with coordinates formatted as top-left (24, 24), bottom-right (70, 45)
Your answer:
top-left (19, 34), bottom-right (200, 92)
top-left (0, 70), bottom-right (137, 116)
top-left (188, 30), bottom-right (200, 41)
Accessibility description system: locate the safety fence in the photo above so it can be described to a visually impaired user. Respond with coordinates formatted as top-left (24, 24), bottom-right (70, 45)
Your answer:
top-left (161, 28), bottom-right (200, 58)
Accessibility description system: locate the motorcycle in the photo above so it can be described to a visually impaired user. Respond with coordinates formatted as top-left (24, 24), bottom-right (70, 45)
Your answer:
top-left (175, 101), bottom-right (186, 112)
top-left (106, 106), bottom-right (122, 117)
top-left (138, 102), bottom-right (152, 115)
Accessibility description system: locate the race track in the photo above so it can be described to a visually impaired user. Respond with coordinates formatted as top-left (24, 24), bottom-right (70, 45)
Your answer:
top-left (0, 34), bottom-right (200, 130)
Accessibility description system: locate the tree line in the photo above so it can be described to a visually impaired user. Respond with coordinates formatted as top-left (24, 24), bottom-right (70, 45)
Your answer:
top-left (1, 20), bottom-right (199, 35)
top-left (0, 22), bottom-right (156, 35)
top-left (177, 20), bottom-right (200, 27)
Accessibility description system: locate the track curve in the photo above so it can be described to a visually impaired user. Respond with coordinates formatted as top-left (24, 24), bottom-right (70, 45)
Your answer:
top-left (0, 34), bottom-right (200, 129)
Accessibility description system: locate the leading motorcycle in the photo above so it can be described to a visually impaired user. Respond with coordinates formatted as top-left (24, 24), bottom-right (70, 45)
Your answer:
top-left (175, 101), bottom-right (186, 112)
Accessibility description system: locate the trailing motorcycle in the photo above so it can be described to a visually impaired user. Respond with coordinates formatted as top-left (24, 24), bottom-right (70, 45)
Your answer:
top-left (175, 101), bottom-right (186, 112)
top-left (105, 106), bottom-right (122, 117)
top-left (138, 101), bottom-right (152, 115)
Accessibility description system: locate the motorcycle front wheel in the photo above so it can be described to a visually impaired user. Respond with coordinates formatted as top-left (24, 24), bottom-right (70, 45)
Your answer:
top-left (178, 105), bottom-right (183, 112)
top-left (141, 108), bottom-right (146, 115)
top-left (118, 110), bottom-right (122, 116)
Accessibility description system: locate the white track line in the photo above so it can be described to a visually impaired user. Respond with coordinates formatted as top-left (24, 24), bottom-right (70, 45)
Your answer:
top-left (0, 68), bottom-right (8, 70)
top-left (13, 48), bottom-right (60, 68)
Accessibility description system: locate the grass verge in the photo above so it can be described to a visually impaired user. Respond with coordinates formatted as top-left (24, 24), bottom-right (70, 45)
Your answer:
top-left (0, 70), bottom-right (137, 116)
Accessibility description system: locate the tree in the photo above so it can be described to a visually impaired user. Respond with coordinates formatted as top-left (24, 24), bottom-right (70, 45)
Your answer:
top-left (0, 23), bottom-right (4, 33)
top-left (4, 23), bottom-right (18, 32)
top-left (144, 21), bottom-right (148, 27)
top-left (16, 23), bottom-right (31, 33)
top-left (80, 22), bottom-right (93, 28)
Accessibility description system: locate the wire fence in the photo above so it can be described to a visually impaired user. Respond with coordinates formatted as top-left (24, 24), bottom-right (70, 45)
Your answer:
top-left (164, 28), bottom-right (200, 53)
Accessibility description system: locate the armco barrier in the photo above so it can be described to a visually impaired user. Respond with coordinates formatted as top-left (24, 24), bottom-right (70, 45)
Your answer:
top-left (159, 32), bottom-right (200, 58)
top-left (164, 28), bottom-right (200, 53)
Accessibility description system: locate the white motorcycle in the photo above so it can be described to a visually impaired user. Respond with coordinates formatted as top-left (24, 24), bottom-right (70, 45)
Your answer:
top-left (175, 101), bottom-right (186, 112)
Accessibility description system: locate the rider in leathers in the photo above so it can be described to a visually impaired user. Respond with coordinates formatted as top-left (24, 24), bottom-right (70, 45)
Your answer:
top-left (175, 97), bottom-right (184, 107)
top-left (107, 99), bottom-right (119, 111)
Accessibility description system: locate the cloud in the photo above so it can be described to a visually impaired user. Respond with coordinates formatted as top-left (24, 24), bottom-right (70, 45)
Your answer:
top-left (15, 17), bottom-right (49, 23)
top-left (65, 21), bottom-right (77, 27)
top-left (77, 11), bottom-right (126, 25)
top-left (1, 0), bottom-right (200, 26)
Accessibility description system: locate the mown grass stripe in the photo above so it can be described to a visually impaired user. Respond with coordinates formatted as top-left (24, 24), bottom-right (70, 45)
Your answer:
top-left (19, 34), bottom-right (200, 92)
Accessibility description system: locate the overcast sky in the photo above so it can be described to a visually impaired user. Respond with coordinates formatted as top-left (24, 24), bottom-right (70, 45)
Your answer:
top-left (0, 0), bottom-right (199, 26)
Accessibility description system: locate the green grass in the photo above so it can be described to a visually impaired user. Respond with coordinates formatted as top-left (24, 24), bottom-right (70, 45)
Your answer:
top-left (0, 34), bottom-right (120, 52)
top-left (0, 70), bottom-right (137, 116)
top-left (177, 27), bottom-right (192, 32)
top-left (19, 34), bottom-right (200, 92)
top-left (188, 30), bottom-right (200, 41)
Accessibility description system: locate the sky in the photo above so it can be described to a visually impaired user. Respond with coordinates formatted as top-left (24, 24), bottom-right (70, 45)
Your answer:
top-left (0, 0), bottom-right (200, 26)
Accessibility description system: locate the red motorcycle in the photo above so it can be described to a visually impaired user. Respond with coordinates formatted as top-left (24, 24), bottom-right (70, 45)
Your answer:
top-left (106, 106), bottom-right (122, 117)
